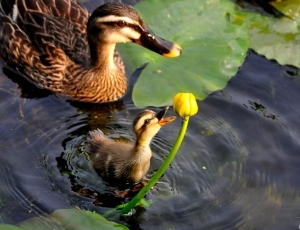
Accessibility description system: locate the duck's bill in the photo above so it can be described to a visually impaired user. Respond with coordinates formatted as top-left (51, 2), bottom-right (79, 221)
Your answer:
top-left (156, 107), bottom-right (176, 126)
top-left (159, 116), bottom-right (176, 126)
top-left (134, 26), bottom-right (182, 58)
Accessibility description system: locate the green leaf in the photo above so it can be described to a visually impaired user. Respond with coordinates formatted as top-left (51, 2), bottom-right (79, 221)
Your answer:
top-left (19, 209), bottom-right (128, 230)
top-left (52, 209), bottom-right (127, 230)
top-left (0, 224), bottom-right (22, 230)
top-left (239, 6), bottom-right (300, 68)
top-left (118, 0), bottom-right (248, 107)
top-left (270, 0), bottom-right (300, 21)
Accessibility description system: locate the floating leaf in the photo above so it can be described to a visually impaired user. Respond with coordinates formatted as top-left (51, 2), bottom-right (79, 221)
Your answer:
top-left (270, 0), bottom-right (300, 22)
top-left (0, 224), bottom-right (22, 230)
top-left (19, 209), bottom-right (128, 230)
top-left (118, 0), bottom-right (248, 107)
top-left (237, 1), bottom-right (300, 68)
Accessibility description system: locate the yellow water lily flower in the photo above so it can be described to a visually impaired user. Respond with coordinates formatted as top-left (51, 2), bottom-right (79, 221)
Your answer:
top-left (173, 93), bottom-right (198, 118)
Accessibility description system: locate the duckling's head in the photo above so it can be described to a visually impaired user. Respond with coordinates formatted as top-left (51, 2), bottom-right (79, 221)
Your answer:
top-left (133, 107), bottom-right (176, 146)
top-left (87, 2), bottom-right (181, 57)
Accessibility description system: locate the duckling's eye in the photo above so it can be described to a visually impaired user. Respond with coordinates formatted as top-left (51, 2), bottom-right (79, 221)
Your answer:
top-left (117, 20), bottom-right (127, 27)
top-left (144, 119), bottom-right (151, 125)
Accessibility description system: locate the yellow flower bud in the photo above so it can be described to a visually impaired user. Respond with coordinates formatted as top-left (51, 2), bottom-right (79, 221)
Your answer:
top-left (173, 93), bottom-right (198, 118)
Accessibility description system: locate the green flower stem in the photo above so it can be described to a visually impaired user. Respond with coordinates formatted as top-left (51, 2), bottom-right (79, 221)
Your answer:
top-left (120, 116), bottom-right (190, 215)
top-left (102, 203), bottom-right (126, 219)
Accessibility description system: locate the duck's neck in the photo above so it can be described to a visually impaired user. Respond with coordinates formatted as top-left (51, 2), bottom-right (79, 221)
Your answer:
top-left (74, 40), bottom-right (128, 102)
top-left (134, 136), bottom-right (152, 156)
top-left (89, 41), bottom-right (116, 70)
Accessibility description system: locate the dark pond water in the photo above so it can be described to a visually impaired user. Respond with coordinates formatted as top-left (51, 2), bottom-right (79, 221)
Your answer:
top-left (0, 0), bottom-right (300, 229)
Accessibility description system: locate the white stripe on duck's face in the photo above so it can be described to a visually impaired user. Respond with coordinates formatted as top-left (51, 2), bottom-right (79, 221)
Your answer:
top-left (96, 15), bottom-right (141, 26)
top-left (106, 27), bottom-right (141, 43)
top-left (134, 112), bottom-right (163, 144)
top-left (95, 16), bottom-right (142, 43)
top-left (134, 113), bottom-right (156, 131)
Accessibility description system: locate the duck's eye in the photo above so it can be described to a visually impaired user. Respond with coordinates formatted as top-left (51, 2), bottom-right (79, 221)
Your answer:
top-left (117, 20), bottom-right (127, 27)
top-left (144, 119), bottom-right (151, 125)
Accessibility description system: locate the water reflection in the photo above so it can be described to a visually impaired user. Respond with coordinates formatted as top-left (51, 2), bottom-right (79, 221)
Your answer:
top-left (247, 100), bottom-right (279, 120)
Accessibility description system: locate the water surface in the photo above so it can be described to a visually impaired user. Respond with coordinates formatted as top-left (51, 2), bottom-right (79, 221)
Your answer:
top-left (0, 1), bottom-right (299, 229)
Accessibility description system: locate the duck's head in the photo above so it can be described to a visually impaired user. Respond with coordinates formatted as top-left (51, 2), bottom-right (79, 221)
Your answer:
top-left (133, 107), bottom-right (176, 145)
top-left (87, 2), bottom-right (181, 58)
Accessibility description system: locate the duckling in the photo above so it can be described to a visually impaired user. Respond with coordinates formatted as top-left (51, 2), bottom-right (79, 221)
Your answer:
top-left (87, 107), bottom-right (176, 183)
top-left (0, 0), bottom-right (181, 102)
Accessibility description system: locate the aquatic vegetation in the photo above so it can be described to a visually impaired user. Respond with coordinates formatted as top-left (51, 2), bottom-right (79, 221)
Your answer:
top-left (1, 0), bottom-right (300, 229)
top-left (239, 0), bottom-right (300, 68)
top-left (119, 0), bottom-right (300, 107)
top-left (119, 93), bottom-right (198, 214)
top-left (173, 93), bottom-right (198, 118)
top-left (120, 0), bottom-right (249, 107)
top-left (0, 209), bottom-right (128, 229)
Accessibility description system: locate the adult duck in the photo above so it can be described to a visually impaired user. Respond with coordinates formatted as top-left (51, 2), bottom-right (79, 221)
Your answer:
top-left (0, 0), bottom-right (181, 102)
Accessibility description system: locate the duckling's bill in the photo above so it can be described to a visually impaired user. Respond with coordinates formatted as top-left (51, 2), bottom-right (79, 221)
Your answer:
top-left (156, 107), bottom-right (176, 127)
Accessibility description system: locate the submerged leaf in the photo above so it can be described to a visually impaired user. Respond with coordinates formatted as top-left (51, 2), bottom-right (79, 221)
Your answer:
top-left (19, 209), bottom-right (128, 230)
top-left (0, 224), bottom-right (22, 230)
top-left (238, 5), bottom-right (300, 68)
top-left (270, 0), bottom-right (300, 21)
top-left (51, 209), bottom-right (128, 230)
top-left (118, 0), bottom-right (248, 107)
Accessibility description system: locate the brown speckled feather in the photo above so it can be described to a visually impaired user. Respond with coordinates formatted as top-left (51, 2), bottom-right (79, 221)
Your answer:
top-left (0, 0), bottom-right (126, 102)
top-left (0, 0), bottom-right (181, 102)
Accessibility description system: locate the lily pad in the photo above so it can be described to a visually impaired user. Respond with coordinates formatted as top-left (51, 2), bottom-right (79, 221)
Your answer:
top-left (118, 0), bottom-right (248, 107)
top-left (270, 0), bottom-right (300, 22)
top-left (19, 209), bottom-right (128, 230)
top-left (237, 1), bottom-right (300, 68)
top-left (0, 224), bottom-right (22, 230)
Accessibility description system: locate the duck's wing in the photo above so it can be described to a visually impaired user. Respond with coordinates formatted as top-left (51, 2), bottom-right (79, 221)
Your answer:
top-left (87, 129), bottom-right (112, 155)
top-left (0, 0), bottom-right (125, 73)
top-left (0, 0), bottom-right (92, 90)
top-left (17, 10), bottom-right (90, 65)
top-left (89, 129), bottom-right (106, 139)
top-left (0, 13), bottom-right (77, 91)
top-left (3, 0), bottom-right (90, 65)
top-left (1, 0), bottom-right (89, 34)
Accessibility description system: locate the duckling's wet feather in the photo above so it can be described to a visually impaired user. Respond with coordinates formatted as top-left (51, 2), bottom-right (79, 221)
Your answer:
top-left (87, 107), bottom-right (176, 184)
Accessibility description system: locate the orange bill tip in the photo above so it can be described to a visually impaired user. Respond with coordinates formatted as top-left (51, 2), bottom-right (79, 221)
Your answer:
top-left (158, 116), bottom-right (176, 127)
top-left (162, 43), bottom-right (182, 58)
